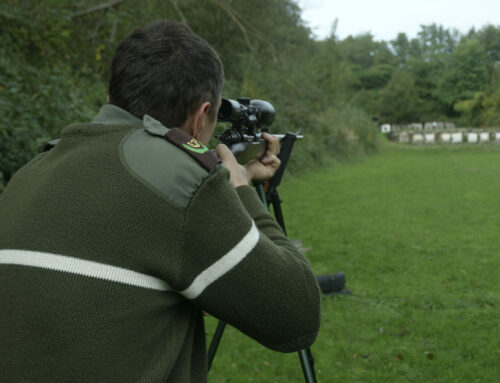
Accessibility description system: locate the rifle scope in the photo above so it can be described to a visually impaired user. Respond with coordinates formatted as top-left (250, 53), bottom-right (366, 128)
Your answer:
top-left (217, 97), bottom-right (283, 164)
top-left (217, 97), bottom-right (275, 130)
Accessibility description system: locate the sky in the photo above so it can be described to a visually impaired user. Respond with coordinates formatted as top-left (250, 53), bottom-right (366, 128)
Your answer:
top-left (297, 0), bottom-right (500, 42)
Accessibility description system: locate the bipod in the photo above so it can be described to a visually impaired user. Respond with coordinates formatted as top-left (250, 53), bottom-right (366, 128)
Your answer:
top-left (260, 133), bottom-right (317, 383)
top-left (208, 133), bottom-right (317, 383)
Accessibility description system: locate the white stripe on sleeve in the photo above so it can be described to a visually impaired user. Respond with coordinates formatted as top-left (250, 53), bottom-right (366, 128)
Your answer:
top-left (0, 249), bottom-right (171, 291)
top-left (181, 220), bottom-right (260, 300)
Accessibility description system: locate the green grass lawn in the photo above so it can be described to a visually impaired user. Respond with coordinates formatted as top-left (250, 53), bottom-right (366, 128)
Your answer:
top-left (207, 142), bottom-right (500, 382)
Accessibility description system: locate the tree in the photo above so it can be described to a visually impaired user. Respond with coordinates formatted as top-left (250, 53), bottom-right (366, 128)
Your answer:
top-left (391, 33), bottom-right (410, 65)
top-left (417, 23), bottom-right (458, 56)
top-left (480, 66), bottom-right (500, 126)
top-left (477, 25), bottom-right (500, 78)
top-left (378, 71), bottom-right (420, 123)
top-left (438, 38), bottom-right (488, 109)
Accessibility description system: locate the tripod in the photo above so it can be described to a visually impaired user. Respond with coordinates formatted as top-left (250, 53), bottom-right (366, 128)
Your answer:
top-left (207, 132), bottom-right (317, 383)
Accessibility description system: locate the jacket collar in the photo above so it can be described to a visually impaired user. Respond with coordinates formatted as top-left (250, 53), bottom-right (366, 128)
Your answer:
top-left (92, 104), bottom-right (143, 128)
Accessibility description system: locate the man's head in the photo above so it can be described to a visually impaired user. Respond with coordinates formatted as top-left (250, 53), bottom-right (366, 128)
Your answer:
top-left (108, 20), bottom-right (224, 143)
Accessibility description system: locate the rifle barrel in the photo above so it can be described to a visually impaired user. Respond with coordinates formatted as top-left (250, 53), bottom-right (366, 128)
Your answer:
top-left (241, 133), bottom-right (304, 141)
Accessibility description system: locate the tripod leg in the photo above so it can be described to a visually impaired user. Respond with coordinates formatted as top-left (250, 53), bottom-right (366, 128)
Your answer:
top-left (254, 183), bottom-right (269, 209)
top-left (298, 348), bottom-right (317, 383)
top-left (269, 190), bottom-right (318, 383)
top-left (207, 320), bottom-right (226, 371)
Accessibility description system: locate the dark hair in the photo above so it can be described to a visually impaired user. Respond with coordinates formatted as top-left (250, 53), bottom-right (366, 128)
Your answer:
top-left (108, 20), bottom-right (224, 127)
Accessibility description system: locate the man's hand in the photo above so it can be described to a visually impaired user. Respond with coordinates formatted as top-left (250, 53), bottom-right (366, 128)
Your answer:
top-left (215, 144), bottom-right (250, 187)
top-left (244, 133), bottom-right (281, 182)
top-left (215, 133), bottom-right (281, 187)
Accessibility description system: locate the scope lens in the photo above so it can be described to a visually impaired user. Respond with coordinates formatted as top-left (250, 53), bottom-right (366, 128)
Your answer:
top-left (217, 98), bottom-right (243, 121)
top-left (217, 99), bottom-right (230, 121)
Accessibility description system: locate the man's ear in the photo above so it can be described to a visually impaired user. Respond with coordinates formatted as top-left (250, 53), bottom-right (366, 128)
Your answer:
top-left (188, 102), bottom-right (211, 139)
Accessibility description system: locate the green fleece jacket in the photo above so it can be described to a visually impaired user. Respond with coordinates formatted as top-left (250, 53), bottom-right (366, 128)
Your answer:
top-left (0, 105), bottom-right (321, 382)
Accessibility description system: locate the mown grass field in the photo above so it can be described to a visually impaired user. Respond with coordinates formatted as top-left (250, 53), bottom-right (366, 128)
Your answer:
top-left (206, 141), bottom-right (500, 383)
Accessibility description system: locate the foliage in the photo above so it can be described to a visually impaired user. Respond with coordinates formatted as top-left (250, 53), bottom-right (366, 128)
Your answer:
top-left (438, 39), bottom-right (487, 110)
top-left (0, 0), bottom-right (373, 190)
top-left (381, 24), bottom-right (500, 125)
top-left (378, 71), bottom-right (420, 123)
top-left (482, 67), bottom-right (500, 126)
top-left (1, 0), bottom-right (500, 191)
top-left (0, 0), bottom-right (106, 186)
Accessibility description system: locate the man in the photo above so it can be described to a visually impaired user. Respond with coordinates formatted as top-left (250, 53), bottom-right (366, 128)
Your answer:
top-left (0, 20), bottom-right (320, 382)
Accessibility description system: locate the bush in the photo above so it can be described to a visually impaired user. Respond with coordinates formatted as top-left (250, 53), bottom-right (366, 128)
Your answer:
top-left (0, 1), bottom-right (379, 192)
top-left (0, 3), bottom-right (106, 183)
top-left (0, 57), bottom-right (105, 182)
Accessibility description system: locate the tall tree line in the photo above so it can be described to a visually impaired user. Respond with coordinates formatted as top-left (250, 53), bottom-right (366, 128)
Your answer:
top-left (1, 0), bottom-right (499, 190)
top-left (347, 24), bottom-right (500, 127)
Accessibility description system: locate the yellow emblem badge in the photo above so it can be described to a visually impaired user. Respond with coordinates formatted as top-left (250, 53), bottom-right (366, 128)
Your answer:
top-left (182, 138), bottom-right (209, 154)
top-left (186, 138), bottom-right (202, 149)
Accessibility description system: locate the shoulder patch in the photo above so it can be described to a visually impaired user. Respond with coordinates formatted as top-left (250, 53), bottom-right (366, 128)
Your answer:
top-left (121, 129), bottom-right (211, 208)
top-left (143, 115), bottom-right (220, 171)
top-left (164, 128), bottom-right (220, 171)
